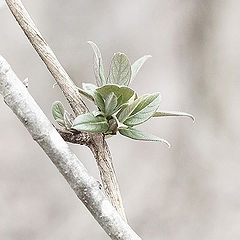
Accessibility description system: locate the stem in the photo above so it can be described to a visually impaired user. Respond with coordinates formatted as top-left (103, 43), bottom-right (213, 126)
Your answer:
top-left (5, 0), bottom-right (126, 221)
top-left (0, 55), bottom-right (139, 240)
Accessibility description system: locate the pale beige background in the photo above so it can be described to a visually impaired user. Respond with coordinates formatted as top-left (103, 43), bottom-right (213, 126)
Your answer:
top-left (0, 1), bottom-right (240, 239)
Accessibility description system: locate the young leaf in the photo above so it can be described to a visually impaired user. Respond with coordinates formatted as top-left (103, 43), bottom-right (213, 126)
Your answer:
top-left (78, 83), bottom-right (98, 101)
top-left (52, 101), bottom-right (65, 120)
top-left (72, 113), bottom-right (109, 133)
top-left (153, 111), bottom-right (195, 122)
top-left (117, 96), bottom-right (143, 123)
top-left (96, 84), bottom-right (135, 106)
top-left (119, 127), bottom-right (170, 147)
top-left (92, 110), bottom-right (104, 117)
top-left (88, 41), bottom-right (106, 86)
top-left (63, 111), bottom-right (73, 130)
top-left (130, 55), bottom-right (151, 84)
top-left (93, 91), bottom-right (105, 112)
top-left (107, 53), bottom-right (132, 86)
top-left (121, 93), bottom-right (161, 126)
top-left (104, 92), bottom-right (118, 116)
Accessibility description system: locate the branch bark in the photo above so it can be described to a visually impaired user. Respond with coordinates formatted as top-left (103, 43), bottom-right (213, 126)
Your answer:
top-left (0, 55), bottom-right (140, 240)
top-left (5, 0), bottom-right (126, 221)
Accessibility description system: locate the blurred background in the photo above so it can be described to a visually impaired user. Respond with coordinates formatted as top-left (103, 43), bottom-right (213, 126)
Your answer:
top-left (0, 0), bottom-right (240, 239)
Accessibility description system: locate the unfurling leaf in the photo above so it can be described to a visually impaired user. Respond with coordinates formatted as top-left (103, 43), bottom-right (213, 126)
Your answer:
top-left (153, 111), bottom-right (195, 122)
top-left (72, 113), bottom-right (109, 133)
top-left (78, 83), bottom-right (98, 101)
top-left (104, 92), bottom-right (118, 116)
top-left (117, 97), bottom-right (143, 123)
top-left (63, 111), bottom-right (73, 130)
top-left (107, 53), bottom-right (132, 86)
top-left (119, 127), bottom-right (170, 147)
top-left (93, 92), bottom-right (105, 112)
top-left (119, 93), bottom-right (161, 126)
top-left (130, 55), bottom-right (151, 84)
top-left (52, 101), bottom-right (65, 120)
top-left (96, 84), bottom-right (135, 107)
top-left (88, 41), bottom-right (106, 86)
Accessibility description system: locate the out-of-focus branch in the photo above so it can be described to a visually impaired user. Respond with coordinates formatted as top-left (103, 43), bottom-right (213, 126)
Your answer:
top-left (0, 55), bottom-right (140, 240)
top-left (5, 0), bottom-right (126, 221)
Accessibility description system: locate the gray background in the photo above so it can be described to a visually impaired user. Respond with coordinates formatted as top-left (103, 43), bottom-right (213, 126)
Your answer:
top-left (0, 1), bottom-right (240, 239)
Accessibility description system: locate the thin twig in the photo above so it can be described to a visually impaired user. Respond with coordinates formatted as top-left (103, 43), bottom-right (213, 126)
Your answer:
top-left (5, 0), bottom-right (126, 221)
top-left (0, 55), bottom-right (140, 240)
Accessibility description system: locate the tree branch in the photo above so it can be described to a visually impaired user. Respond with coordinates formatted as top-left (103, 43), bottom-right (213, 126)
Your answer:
top-left (5, 0), bottom-right (126, 221)
top-left (56, 128), bottom-right (90, 145)
top-left (0, 55), bottom-right (140, 240)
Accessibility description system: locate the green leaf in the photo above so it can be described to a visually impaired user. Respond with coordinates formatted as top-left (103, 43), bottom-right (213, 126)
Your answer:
top-left (92, 110), bottom-right (104, 117)
top-left (117, 97), bottom-right (143, 123)
top-left (107, 53), bottom-right (132, 86)
top-left (120, 93), bottom-right (161, 126)
top-left (119, 127), bottom-right (170, 147)
top-left (104, 92), bottom-right (118, 116)
top-left (78, 83), bottom-right (98, 101)
top-left (153, 111), bottom-right (195, 122)
top-left (88, 41), bottom-right (106, 86)
top-left (130, 55), bottom-right (151, 84)
top-left (72, 113), bottom-right (109, 133)
top-left (52, 101), bottom-right (65, 120)
top-left (93, 91), bottom-right (105, 112)
top-left (96, 84), bottom-right (135, 107)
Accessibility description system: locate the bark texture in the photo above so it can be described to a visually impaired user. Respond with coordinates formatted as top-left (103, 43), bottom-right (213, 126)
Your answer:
top-left (0, 55), bottom-right (140, 240)
top-left (5, 0), bottom-right (126, 221)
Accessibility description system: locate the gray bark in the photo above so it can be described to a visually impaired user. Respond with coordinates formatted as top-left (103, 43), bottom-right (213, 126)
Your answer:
top-left (5, 0), bottom-right (126, 221)
top-left (0, 55), bottom-right (141, 240)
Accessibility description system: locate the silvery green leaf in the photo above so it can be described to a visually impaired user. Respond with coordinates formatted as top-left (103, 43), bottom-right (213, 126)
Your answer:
top-left (117, 96), bottom-right (143, 123)
top-left (78, 83), bottom-right (98, 101)
top-left (52, 101), bottom-right (65, 120)
top-left (83, 83), bottom-right (98, 93)
top-left (107, 53), bottom-right (131, 86)
top-left (72, 113), bottom-right (109, 133)
top-left (130, 55), bottom-right (151, 84)
top-left (104, 92), bottom-right (118, 116)
top-left (121, 93), bottom-right (161, 126)
top-left (153, 111), bottom-right (195, 122)
top-left (92, 110), bottom-right (104, 117)
top-left (119, 127), bottom-right (170, 147)
top-left (96, 84), bottom-right (135, 107)
top-left (78, 88), bottom-right (94, 101)
top-left (88, 41), bottom-right (106, 86)
top-left (93, 92), bottom-right (105, 112)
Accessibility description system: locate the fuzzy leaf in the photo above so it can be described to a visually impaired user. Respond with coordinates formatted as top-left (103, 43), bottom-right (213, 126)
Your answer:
top-left (107, 53), bottom-right (131, 86)
top-left (121, 93), bottom-right (161, 126)
top-left (72, 113), bottom-right (109, 133)
top-left (117, 97), bottom-right (143, 123)
top-left (93, 92), bottom-right (105, 112)
top-left (104, 92), bottom-right (118, 116)
top-left (78, 83), bottom-right (97, 101)
top-left (119, 127), bottom-right (170, 147)
top-left (153, 111), bottom-right (195, 122)
top-left (88, 41), bottom-right (106, 86)
top-left (52, 101), bottom-right (65, 120)
top-left (130, 55), bottom-right (151, 84)
top-left (96, 84), bottom-right (135, 107)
